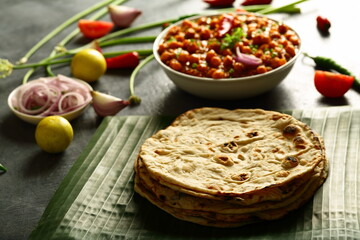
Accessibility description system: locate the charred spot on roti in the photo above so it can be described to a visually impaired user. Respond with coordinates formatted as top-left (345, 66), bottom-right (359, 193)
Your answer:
top-left (214, 154), bottom-right (234, 166)
top-left (221, 141), bottom-right (239, 153)
top-left (231, 173), bottom-right (251, 182)
top-left (293, 136), bottom-right (307, 149)
top-left (282, 156), bottom-right (299, 169)
top-left (246, 131), bottom-right (259, 138)
top-left (283, 125), bottom-right (300, 136)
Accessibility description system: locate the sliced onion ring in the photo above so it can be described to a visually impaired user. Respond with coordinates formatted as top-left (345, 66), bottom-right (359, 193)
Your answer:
top-left (235, 46), bottom-right (262, 67)
top-left (11, 75), bottom-right (92, 117)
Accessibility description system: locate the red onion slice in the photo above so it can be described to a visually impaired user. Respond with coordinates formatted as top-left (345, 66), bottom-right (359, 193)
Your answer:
top-left (235, 47), bottom-right (262, 67)
top-left (12, 75), bottom-right (92, 117)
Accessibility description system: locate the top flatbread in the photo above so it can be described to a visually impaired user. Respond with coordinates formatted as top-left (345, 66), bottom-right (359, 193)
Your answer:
top-left (138, 108), bottom-right (326, 204)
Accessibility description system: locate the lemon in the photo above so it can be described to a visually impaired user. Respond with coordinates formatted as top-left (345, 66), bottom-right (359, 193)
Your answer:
top-left (35, 116), bottom-right (74, 153)
top-left (71, 48), bottom-right (107, 82)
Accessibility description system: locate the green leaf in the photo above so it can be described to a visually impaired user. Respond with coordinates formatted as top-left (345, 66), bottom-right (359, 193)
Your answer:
top-left (30, 107), bottom-right (360, 239)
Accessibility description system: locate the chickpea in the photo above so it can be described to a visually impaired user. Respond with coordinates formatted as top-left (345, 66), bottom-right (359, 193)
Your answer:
top-left (189, 54), bottom-right (200, 64)
top-left (278, 24), bottom-right (288, 34)
top-left (182, 19), bottom-right (195, 28)
top-left (285, 44), bottom-right (296, 57)
top-left (185, 28), bottom-right (196, 39)
top-left (210, 56), bottom-right (222, 68)
top-left (212, 69), bottom-right (225, 79)
top-left (221, 48), bottom-right (233, 56)
top-left (169, 59), bottom-right (182, 71)
top-left (160, 51), bottom-right (175, 62)
top-left (177, 50), bottom-right (190, 63)
top-left (256, 65), bottom-right (267, 74)
top-left (223, 55), bottom-right (234, 67)
top-left (197, 63), bottom-right (208, 74)
top-left (175, 34), bottom-right (185, 42)
top-left (206, 50), bottom-right (217, 63)
top-left (158, 43), bottom-right (167, 54)
top-left (241, 45), bottom-right (252, 54)
top-left (233, 62), bottom-right (245, 73)
top-left (184, 40), bottom-right (198, 53)
top-left (289, 35), bottom-right (300, 45)
top-left (168, 41), bottom-right (183, 49)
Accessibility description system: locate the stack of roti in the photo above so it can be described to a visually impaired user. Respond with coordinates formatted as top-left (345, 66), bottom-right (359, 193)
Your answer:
top-left (134, 108), bottom-right (328, 228)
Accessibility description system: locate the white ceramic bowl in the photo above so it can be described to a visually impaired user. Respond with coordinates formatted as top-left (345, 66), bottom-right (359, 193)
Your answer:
top-left (8, 77), bottom-right (93, 124)
top-left (153, 13), bottom-right (301, 100)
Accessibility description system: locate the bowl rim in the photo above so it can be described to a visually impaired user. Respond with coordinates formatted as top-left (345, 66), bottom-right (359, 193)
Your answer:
top-left (153, 12), bottom-right (302, 83)
top-left (7, 76), bottom-right (93, 121)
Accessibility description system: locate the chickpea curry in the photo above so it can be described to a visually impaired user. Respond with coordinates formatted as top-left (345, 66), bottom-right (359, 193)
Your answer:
top-left (157, 13), bottom-right (300, 79)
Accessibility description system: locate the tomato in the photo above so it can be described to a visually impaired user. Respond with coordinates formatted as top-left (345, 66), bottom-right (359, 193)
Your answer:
top-left (314, 70), bottom-right (354, 98)
top-left (316, 16), bottom-right (331, 34)
top-left (78, 19), bottom-right (114, 39)
top-left (71, 49), bottom-right (107, 82)
top-left (203, 0), bottom-right (235, 7)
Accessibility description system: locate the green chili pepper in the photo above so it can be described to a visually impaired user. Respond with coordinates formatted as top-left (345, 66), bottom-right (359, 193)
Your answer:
top-left (0, 163), bottom-right (7, 172)
top-left (303, 53), bottom-right (360, 89)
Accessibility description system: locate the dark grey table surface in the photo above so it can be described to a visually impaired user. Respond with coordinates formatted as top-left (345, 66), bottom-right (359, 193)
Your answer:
top-left (1, 0), bottom-right (359, 239)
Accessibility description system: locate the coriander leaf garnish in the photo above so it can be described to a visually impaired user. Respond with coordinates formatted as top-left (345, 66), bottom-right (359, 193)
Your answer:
top-left (220, 27), bottom-right (246, 50)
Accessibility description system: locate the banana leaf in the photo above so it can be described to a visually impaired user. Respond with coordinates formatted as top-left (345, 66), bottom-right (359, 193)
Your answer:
top-left (30, 107), bottom-right (360, 239)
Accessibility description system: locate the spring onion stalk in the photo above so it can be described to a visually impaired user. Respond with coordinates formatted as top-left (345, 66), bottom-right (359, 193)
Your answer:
top-left (257, 0), bottom-right (308, 15)
top-left (0, 164), bottom-right (7, 172)
top-left (18, 0), bottom-right (123, 65)
top-left (43, 0), bottom-right (127, 79)
top-left (128, 54), bottom-right (155, 105)
top-left (11, 49), bottom-right (153, 71)
top-left (216, 4), bottom-right (301, 14)
top-left (99, 36), bottom-right (157, 48)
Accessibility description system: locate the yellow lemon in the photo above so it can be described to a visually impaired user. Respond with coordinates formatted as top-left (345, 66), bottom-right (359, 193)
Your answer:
top-left (71, 48), bottom-right (106, 82)
top-left (35, 116), bottom-right (74, 153)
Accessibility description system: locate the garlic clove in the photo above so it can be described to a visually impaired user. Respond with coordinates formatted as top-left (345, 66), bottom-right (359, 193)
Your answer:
top-left (108, 5), bottom-right (142, 28)
top-left (91, 91), bottom-right (130, 117)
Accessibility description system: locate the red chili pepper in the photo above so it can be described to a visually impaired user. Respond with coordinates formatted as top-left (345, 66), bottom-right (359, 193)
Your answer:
top-left (105, 52), bottom-right (140, 69)
top-left (241, 0), bottom-right (272, 6)
top-left (203, 0), bottom-right (235, 7)
top-left (78, 20), bottom-right (114, 39)
top-left (316, 16), bottom-right (331, 33)
top-left (218, 14), bottom-right (235, 38)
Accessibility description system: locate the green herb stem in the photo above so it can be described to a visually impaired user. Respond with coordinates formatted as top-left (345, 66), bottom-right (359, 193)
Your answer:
top-left (43, 0), bottom-right (127, 79)
top-left (100, 36), bottom-right (157, 48)
top-left (129, 54), bottom-right (155, 105)
top-left (257, 0), bottom-right (308, 15)
top-left (14, 49), bottom-right (153, 71)
top-left (18, 0), bottom-right (122, 65)
top-left (103, 49), bottom-right (153, 58)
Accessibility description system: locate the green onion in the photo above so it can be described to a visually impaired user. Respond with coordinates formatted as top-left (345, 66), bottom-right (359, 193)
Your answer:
top-left (18, 0), bottom-right (123, 65)
top-left (257, 0), bottom-right (308, 15)
top-left (128, 54), bottom-right (155, 105)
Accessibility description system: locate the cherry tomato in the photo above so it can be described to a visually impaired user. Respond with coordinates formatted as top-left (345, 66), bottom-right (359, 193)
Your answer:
top-left (78, 19), bottom-right (114, 39)
top-left (203, 0), bottom-right (235, 7)
top-left (316, 16), bottom-right (331, 34)
top-left (314, 70), bottom-right (354, 98)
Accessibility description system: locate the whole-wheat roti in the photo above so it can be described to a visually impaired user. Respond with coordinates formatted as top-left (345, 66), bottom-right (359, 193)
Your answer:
top-left (138, 108), bottom-right (327, 205)
top-left (135, 155), bottom-right (327, 215)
